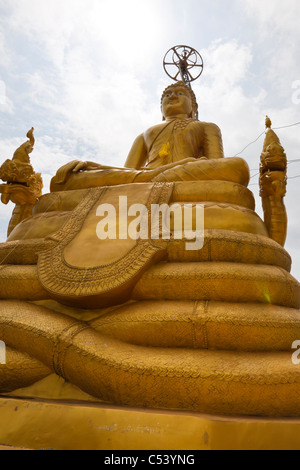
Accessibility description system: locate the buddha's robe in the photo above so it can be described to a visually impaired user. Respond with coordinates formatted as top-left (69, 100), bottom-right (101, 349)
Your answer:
top-left (126, 118), bottom-right (224, 169)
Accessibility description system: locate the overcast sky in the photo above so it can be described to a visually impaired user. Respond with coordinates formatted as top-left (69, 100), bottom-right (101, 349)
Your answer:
top-left (0, 0), bottom-right (300, 279)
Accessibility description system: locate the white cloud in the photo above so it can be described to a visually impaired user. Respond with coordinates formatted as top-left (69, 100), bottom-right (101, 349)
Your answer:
top-left (0, 28), bottom-right (11, 68)
top-left (240, 0), bottom-right (300, 100)
top-left (202, 39), bottom-right (254, 88)
top-left (0, 80), bottom-right (14, 114)
top-left (243, 0), bottom-right (300, 33)
top-left (5, 0), bottom-right (165, 72)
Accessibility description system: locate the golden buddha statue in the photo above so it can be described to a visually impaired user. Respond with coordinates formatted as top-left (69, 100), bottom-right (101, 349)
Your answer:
top-left (50, 82), bottom-right (248, 191)
top-left (0, 81), bottom-right (299, 450)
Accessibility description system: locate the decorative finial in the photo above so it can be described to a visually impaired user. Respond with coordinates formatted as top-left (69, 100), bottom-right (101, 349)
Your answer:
top-left (12, 127), bottom-right (35, 164)
top-left (26, 127), bottom-right (35, 148)
top-left (260, 114), bottom-right (287, 247)
top-left (0, 127), bottom-right (42, 234)
top-left (265, 116), bottom-right (272, 129)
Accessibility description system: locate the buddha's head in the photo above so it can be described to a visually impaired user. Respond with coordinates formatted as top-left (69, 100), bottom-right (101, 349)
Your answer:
top-left (161, 81), bottom-right (198, 120)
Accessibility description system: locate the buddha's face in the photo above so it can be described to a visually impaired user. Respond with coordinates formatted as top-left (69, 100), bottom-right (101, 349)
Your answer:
top-left (161, 86), bottom-right (193, 119)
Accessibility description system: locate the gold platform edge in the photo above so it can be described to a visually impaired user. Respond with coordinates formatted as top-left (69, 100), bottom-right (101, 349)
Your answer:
top-left (1, 397), bottom-right (300, 450)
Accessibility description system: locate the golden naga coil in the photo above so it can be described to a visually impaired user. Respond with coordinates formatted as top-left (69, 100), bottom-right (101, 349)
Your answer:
top-left (1, 300), bottom-right (300, 417)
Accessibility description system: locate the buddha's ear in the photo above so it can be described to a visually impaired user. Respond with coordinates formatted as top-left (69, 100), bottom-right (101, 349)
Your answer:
top-left (191, 106), bottom-right (198, 119)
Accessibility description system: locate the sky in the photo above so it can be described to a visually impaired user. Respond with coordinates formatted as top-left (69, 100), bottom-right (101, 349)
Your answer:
top-left (0, 0), bottom-right (300, 279)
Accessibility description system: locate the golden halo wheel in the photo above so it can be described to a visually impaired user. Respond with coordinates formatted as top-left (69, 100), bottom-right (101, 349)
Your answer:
top-left (163, 45), bottom-right (204, 84)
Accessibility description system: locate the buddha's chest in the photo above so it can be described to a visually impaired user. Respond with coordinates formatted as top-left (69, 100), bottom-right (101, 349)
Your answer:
top-left (144, 123), bottom-right (170, 151)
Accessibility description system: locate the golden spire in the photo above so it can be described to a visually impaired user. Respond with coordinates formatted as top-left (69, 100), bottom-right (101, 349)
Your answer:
top-left (265, 116), bottom-right (272, 129)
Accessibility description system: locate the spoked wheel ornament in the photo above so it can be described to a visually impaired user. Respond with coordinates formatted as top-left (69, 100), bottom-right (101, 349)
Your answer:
top-left (163, 45), bottom-right (204, 88)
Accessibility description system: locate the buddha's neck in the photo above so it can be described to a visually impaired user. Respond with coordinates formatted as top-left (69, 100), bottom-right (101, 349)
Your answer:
top-left (165, 114), bottom-right (190, 122)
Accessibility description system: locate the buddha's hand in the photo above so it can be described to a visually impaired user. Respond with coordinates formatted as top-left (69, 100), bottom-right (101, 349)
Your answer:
top-left (73, 161), bottom-right (105, 172)
top-left (54, 160), bottom-right (103, 185)
top-left (72, 161), bottom-right (88, 173)
top-left (53, 160), bottom-right (84, 184)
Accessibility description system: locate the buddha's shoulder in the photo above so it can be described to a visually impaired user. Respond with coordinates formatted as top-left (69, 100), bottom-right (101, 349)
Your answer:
top-left (143, 122), bottom-right (169, 145)
top-left (198, 121), bottom-right (223, 134)
top-left (178, 119), bottom-right (222, 134)
top-left (144, 122), bottom-right (167, 135)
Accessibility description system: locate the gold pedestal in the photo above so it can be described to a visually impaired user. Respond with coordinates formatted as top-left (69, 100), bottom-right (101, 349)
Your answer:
top-left (0, 397), bottom-right (300, 450)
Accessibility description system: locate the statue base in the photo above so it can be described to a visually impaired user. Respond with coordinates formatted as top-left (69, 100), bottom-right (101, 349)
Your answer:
top-left (1, 396), bottom-right (300, 450)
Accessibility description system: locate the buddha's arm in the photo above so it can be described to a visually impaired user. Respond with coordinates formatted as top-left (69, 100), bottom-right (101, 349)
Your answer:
top-left (124, 133), bottom-right (148, 169)
top-left (203, 123), bottom-right (224, 159)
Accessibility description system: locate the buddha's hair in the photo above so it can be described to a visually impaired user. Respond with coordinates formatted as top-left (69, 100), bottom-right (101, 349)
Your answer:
top-left (161, 81), bottom-right (198, 118)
